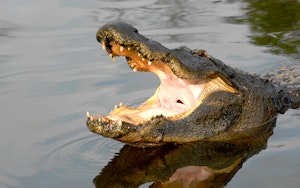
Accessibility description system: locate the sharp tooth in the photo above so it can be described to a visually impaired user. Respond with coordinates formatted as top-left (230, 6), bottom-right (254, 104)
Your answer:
top-left (137, 53), bottom-right (141, 57)
top-left (127, 47), bottom-right (131, 50)
top-left (86, 111), bottom-right (91, 118)
top-left (109, 53), bottom-right (116, 62)
top-left (117, 120), bottom-right (122, 126)
top-left (90, 116), bottom-right (94, 121)
top-left (142, 58), bottom-right (145, 61)
top-left (133, 68), bottom-right (137, 72)
top-left (102, 42), bottom-right (106, 50)
top-left (148, 60), bottom-right (152, 65)
top-left (114, 105), bottom-right (118, 109)
top-left (120, 46), bottom-right (124, 52)
top-left (119, 102), bottom-right (123, 106)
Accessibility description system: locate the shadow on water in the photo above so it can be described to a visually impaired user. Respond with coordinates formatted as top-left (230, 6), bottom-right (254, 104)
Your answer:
top-left (93, 119), bottom-right (276, 188)
top-left (227, 0), bottom-right (300, 58)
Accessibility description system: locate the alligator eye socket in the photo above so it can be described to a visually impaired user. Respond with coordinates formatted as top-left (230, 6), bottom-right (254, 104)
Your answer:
top-left (134, 28), bottom-right (138, 33)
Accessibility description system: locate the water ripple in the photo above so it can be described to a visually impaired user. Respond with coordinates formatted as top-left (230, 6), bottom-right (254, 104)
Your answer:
top-left (40, 126), bottom-right (123, 180)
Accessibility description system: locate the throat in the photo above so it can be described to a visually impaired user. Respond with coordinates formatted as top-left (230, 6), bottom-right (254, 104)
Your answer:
top-left (157, 75), bottom-right (204, 114)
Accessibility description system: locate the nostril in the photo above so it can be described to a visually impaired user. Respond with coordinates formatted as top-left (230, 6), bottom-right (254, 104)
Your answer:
top-left (96, 35), bottom-right (102, 43)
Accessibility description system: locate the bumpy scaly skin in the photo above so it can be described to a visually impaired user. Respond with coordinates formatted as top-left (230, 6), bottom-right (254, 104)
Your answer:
top-left (86, 22), bottom-right (300, 147)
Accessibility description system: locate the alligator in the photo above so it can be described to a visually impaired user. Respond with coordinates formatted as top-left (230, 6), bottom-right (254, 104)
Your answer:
top-left (86, 22), bottom-right (300, 147)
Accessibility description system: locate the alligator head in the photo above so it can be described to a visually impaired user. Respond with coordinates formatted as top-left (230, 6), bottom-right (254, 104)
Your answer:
top-left (86, 22), bottom-right (282, 147)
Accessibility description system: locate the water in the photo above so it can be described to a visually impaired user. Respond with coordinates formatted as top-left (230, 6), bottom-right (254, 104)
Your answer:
top-left (0, 0), bottom-right (299, 187)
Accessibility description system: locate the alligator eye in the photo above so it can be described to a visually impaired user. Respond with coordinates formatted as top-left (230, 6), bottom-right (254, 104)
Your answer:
top-left (134, 28), bottom-right (138, 33)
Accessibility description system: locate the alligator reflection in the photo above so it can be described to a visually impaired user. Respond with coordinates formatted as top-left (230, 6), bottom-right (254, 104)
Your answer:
top-left (93, 119), bottom-right (275, 188)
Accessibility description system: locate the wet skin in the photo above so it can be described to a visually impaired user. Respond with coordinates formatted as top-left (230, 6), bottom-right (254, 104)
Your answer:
top-left (86, 22), bottom-right (300, 147)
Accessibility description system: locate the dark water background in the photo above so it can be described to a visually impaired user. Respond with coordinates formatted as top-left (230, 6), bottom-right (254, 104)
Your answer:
top-left (0, 0), bottom-right (299, 187)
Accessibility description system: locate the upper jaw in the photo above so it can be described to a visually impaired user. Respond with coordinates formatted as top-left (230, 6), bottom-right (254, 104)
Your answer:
top-left (96, 22), bottom-right (224, 81)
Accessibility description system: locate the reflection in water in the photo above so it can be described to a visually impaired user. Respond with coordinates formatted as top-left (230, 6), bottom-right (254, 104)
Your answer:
top-left (93, 119), bottom-right (276, 188)
top-left (231, 0), bottom-right (300, 58)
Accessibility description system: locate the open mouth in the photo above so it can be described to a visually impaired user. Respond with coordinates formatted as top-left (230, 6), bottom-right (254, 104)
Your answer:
top-left (91, 40), bottom-right (205, 125)
top-left (87, 23), bottom-right (237, 129)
